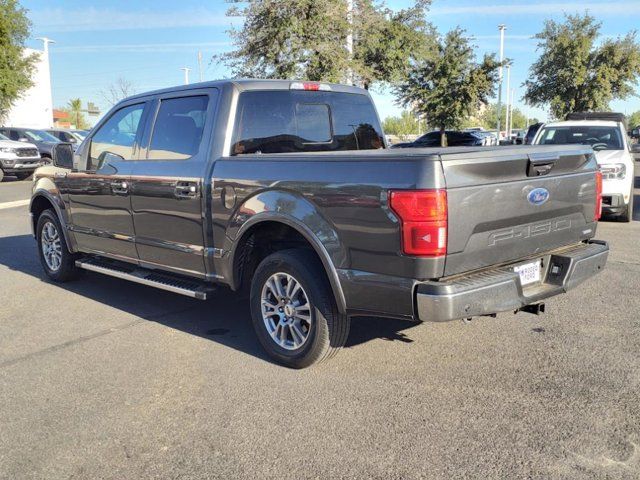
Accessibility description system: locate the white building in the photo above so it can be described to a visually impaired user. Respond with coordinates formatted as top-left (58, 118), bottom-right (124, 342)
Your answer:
top-left (4, 45), bottom-right (54, 129)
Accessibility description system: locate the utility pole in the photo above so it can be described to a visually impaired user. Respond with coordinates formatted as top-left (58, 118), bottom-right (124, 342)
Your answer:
top-left (496, 24), bottom-right (506, 142)
top-left (508, 89), bottom-right (515, 139)
top-left (180, 67), bottom-right (191, 85)
top-left (505, 63), bottom-right (511, 142)
top-left (197, 52), bottom-right (203, 83)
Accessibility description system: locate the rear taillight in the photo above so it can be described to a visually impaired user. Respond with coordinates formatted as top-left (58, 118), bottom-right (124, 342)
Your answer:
top-left (389, 190), bottom-right (447, 256)
top-left (594, 170), bottom-right (603, 221)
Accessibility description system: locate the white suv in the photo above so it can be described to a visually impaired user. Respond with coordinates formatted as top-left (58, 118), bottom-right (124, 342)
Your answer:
top-left (0, 133), bottom-right (42, 182)
top-left (533, 113), bottom-right (635, 222)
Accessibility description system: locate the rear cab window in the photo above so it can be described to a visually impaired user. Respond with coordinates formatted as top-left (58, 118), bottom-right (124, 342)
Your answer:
top-left (231, 90), bottom-right (384, 155)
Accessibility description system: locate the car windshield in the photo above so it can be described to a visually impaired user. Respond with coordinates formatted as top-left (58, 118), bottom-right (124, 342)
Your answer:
top-left (72, 130), bottom-right (88, 140)
top-left (0, 133), bottom-right (9, 141)
top-left (24, 130), bottom-right (60, 142)
top-left (537, 125), bottom-right (623, 150)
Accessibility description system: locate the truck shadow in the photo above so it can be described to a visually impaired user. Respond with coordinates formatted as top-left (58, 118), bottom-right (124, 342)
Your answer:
top-left (0, 234), bottom-right (418, 365)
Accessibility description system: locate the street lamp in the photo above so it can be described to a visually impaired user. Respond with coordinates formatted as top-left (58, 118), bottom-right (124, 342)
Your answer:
top-left (496, 24), bottom-right (506, 141)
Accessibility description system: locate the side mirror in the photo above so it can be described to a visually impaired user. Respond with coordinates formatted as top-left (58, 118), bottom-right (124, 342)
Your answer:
top-left (51, 142), bottom-right (74, 169)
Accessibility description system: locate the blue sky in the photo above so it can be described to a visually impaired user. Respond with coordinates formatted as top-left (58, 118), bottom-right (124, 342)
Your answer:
top-left (21, 0), bottom-right (640, 124)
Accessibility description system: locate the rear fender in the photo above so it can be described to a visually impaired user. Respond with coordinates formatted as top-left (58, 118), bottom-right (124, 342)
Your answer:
top-left (224, 190), bottom-right (347, 314)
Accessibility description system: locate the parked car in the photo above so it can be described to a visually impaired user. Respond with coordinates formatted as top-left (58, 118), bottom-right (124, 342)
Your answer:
top-left (0, 133), bottom-right (42, 181)
top-left (524, 122), bottom-right (543, 145)
top-left (44, 128), bottom-right (85, 147)
top-left (391, 130), bottom-right (484, 148)
top-left (532, 112), bottom-right (635, 222)
top-left (0, 127), bottom-right (60, 161)
top-left (30, 79), bottom-right (608, 368)
top-left (513, 129), bottom-right (526, 144)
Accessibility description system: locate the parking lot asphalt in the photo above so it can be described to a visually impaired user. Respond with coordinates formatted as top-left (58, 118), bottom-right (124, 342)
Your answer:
top-left (0, 177), bottom-right (639, 479)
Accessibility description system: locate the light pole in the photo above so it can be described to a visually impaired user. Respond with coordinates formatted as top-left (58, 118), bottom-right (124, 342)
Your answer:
top-left (496, 24), bottom-right (506, 142)
top-left (180, 67), bottom-right (191, 85)
top-left (505, 63), bottom-right (511, 142)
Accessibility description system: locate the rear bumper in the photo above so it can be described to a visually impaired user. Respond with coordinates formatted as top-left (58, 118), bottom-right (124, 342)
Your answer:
top-left (416, 240), bottom-right (608, 322)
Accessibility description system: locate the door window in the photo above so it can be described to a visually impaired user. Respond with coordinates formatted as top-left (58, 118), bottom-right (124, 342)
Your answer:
top-left (89, 103), bottom-right (145, 169)
top-left (147, 95), bottom-right (209, 160)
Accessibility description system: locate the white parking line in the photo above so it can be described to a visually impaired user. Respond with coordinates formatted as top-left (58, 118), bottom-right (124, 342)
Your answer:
top-left (0, 199), bottom-right (30, 210)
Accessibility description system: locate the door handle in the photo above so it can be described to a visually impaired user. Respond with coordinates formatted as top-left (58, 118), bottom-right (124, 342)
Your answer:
top-left (110, 180), bottom-right (129, 194)
top-left (175, 182), bottom-right (198, 199)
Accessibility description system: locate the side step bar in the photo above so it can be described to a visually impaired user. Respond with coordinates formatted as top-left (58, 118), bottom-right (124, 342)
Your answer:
top-left (75, 258), bottom-right (216, 300)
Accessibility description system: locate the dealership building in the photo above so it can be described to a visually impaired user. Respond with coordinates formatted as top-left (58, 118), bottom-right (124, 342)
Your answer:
top-left (4, 44), bottom-right (54, 129)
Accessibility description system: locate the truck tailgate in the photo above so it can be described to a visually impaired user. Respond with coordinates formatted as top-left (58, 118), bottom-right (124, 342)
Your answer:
top-left (440, 145), bottom-right (598, 276)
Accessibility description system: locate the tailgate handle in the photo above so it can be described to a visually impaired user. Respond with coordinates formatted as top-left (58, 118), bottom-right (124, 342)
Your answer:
top-left (527, 155), bottom-right (559, 177)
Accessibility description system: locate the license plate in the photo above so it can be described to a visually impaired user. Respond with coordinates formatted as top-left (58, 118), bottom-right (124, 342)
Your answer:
top-left (514, 260), bottom-right (541, 286)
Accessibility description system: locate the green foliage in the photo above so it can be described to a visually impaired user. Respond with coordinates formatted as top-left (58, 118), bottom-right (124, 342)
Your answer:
top-left (478, 103), bottom-right (529, 130)
top-left (394, 28), bottom-right (500, 146)
top-left (0, 0), bottom-right (37, 121)
top-left (629, 110), bottom-right (640, 129)
top-left (524, 13), bottom-right (640, 119)
top-left (382, 110), bottom-right (422, 138)
top-left (63, 98), bottom-right (89, 130)
top-left (221, 0), bottom-right (433, 88)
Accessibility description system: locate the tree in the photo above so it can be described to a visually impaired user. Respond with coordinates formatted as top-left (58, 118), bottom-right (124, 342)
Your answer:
top-left (383, 111), bottom-right (423, 138)
top-left (395, 28), bottom-right (500, 146)
top-left (476, 103), bottom-right (529, 130)
top-left (220, 0), bottom-right (433, 89)
top-left (0, 0), bottom-right (37, 122)
top-left (100, 77), bottom-right (136, 107)
top-left (65, 99), bottom-right (88, 129)
top-left (629, 110), bottom-right (640, 129)
top-left (524, 13), bottom-right (640, 119)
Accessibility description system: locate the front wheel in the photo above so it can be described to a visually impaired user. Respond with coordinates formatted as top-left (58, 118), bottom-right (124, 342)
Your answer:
top-left (0, 168), bottom-right (4, 182)
top-left (36, 209), bottom-right (79, 282)
top-left (16, 172), bottom-right (32, 180)
top-left (250, 249), bottom-right (350, 368)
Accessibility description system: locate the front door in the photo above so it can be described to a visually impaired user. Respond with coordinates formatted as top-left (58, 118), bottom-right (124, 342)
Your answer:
top-left (129, 90), bottom-right (217, 278)
top-left (64, 102), bottom-right (148, 262)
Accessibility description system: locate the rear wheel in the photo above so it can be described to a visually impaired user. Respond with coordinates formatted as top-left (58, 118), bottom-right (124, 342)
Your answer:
top-left (250, 249), bottom-right (350, 368)
top-left (36, 209), bottom-right (79, 282)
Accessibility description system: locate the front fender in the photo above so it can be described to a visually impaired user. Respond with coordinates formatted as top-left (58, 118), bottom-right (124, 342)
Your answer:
top-left (224, 190), bottom-right (347, 313)
top-left (30, 173), bottom-right (76, 252)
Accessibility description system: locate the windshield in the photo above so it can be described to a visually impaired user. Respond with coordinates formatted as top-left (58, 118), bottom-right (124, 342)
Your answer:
top-left (0, 133), bottom-right (9, 141)
top-left (24, 130), bottom-right (60, 142)
top-left (537, 125), bottom-right (623, 150)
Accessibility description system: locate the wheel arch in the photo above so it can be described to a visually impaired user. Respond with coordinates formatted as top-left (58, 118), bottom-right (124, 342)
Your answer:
top-left (30, 189), bottom-right (76, 253)
top-left (228, 215), bottom-right (347, 315)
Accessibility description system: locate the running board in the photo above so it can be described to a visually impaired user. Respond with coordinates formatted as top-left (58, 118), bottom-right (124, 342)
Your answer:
top-left (75, 258), bottom-right (215, 300)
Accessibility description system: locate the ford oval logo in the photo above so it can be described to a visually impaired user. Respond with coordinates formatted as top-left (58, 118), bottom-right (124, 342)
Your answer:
top-left (528, 188), bottom-right (550, 206)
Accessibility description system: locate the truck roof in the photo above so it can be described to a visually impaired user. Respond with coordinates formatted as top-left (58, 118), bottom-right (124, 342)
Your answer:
top-left (126, 79), bottom-right (369, 102)
top-left (541, 120), bottom-right (621, 128)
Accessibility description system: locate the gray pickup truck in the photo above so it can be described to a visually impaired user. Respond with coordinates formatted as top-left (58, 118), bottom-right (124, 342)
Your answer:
top-left (30, 79), bottom-right (608, 368)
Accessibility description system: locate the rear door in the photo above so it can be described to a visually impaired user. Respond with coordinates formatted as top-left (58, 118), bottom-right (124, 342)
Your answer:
top-left (441, 146), bottom-right (598, 276)
top-left (129, 89), bottom-right (218, 279)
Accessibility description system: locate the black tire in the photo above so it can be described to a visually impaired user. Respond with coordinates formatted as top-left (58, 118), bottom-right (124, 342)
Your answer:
top-left (250, 249), bottom-right (350, 368)
top-left (16, 172), bottom-right (31, 180)
top-left (36, 209), bottom-right (79, 282)
top-left (618, 187), bottom-right (634, 222)
top-left (0, 168), bottom-right (4, 182)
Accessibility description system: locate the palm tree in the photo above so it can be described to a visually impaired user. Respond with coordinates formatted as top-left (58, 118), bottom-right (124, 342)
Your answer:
top-left (68, 99), bottom-right (83, 129)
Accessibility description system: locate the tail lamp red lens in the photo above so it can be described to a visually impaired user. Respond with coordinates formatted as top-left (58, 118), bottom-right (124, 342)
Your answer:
top-left (389, 190), bottom-right (447, 256)
top-left (594, 170), bottom-right (602, 221)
